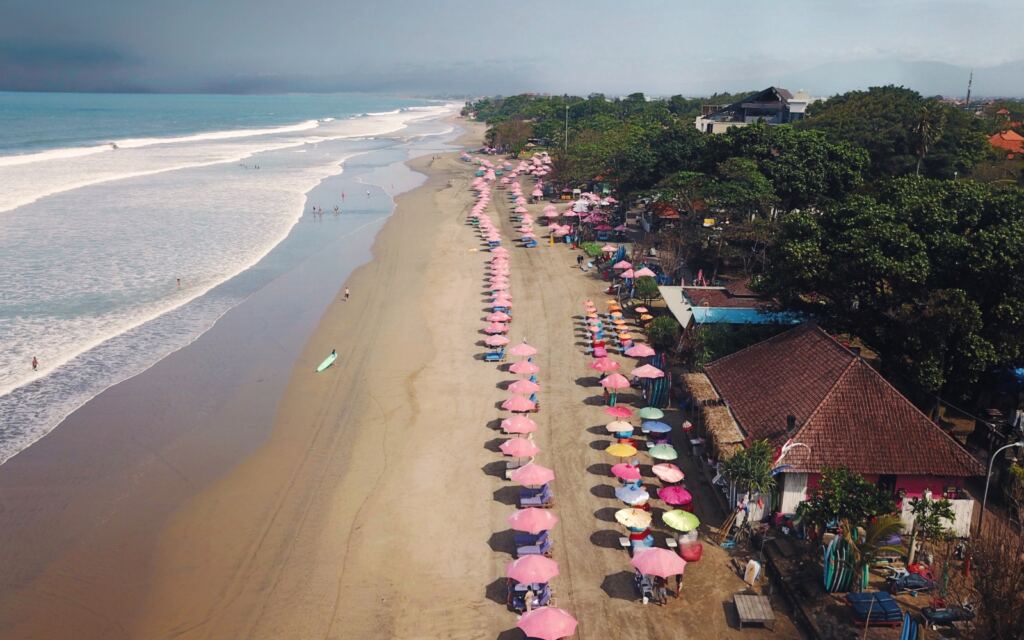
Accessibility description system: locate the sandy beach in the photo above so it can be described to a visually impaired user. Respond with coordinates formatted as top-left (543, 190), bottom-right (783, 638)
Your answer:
top-left (0, 118), bottom-right (801, 639)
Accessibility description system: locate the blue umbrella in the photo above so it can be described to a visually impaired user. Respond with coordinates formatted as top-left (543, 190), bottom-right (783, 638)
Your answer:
top-left (641, 420), bottom-right (672, 434)
top-left (615, 484), bottom-right (650, 506)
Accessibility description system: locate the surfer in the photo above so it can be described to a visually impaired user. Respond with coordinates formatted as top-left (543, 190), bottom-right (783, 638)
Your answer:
top-left (32, 356), bottom-right (38, 371)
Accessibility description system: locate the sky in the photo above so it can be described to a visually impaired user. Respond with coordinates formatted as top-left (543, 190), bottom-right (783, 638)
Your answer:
top-left (2, 0), bottom-right (1022, 97)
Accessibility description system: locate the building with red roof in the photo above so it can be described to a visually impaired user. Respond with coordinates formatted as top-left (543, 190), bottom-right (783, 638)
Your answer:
top-left (988, 130), bottom-right (1024, 157)
top-left (699, 324), bottom-right (983, 519)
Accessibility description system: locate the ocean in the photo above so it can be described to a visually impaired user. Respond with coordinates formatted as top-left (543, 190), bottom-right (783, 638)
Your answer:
top-left (0, 92), bottom-right (459, 464)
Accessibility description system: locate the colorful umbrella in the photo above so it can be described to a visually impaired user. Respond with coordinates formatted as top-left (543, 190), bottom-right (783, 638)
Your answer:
top-left (634, 306), bottom-right (649, 313)
top-left (611, 462), bottom-right (642, 481)
top-left (663, 509), bottom-right (700, 532)
top-left (600, 373), bottom-right (630, 390)
top-left (605, 420), bottom-right (633, 433)
top-left (509, 379), bottom-right (541, 394)
top-left (501, 415), bottom-right (537, 434)
top-left (500, 438), bottom-right (540, 458)
top-left (631, 548), bottom-right (687, 578)
top-left (658, 485), bottom-right (693, 506)
top-left (516, 607), bottom-right (578, 640)
top-left (605, 443), bottom-right (638, 458)
top-left (648, 444), bottom-right (679, 461)
top-left (642, 420), bottom-right (672, 434)
top-left (510, 463), bottom-right (555, 486)
top-left (589, 358), bottom-right (619, 372)
top-left (509, 361), bottom-right (540, 375)
top-left (508, 508), bottom-right (559, 534)
top-left (630, 364), bottom-right (665, 379)
top-left (485, 323), bottom-right (509, 334)
top-left (485, 335), bottom-right (511, 347)
top-left (619, 269), bottom-right (636, 279)
top-left (601, 244), bottom-right (617, 252)
top-left (615, 507), bottom-right (652, 529)
top-left (636, 406), bottom-right (664, 420)
top-left (486, 311), bottom-right (512, 322)
top-left (634, 267), bottom-right (656, 278)
top-left (625, 344), bottom-right (656, 358)
top-left (507, 555), bottom-right (559, 583)
top-left (652, 463), bottom-right (685, 483)
top-left (604, 405), bottom-right (634, 419)
top-left (615, 484), bottom-right (650, 505)
top-left (509, 342), bottom-right (538, 357)
top-left (502, 395), bottom-right (536, 413)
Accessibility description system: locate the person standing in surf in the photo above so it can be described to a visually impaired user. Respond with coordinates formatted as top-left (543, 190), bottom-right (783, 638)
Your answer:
top-left (32, 356), bottom-right (38, 371)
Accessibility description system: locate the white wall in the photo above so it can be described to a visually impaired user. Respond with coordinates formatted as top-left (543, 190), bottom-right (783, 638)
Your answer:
top-left (780, 472), bottom-right (808, 514)
top-left (899, 498), bottom-right (976, 538)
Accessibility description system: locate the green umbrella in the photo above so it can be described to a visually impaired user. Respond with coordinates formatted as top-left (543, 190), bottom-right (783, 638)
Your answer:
top-left (663, 509), bottom-right (700, 532)
top-left (637, 407), bottom-right (664, 420)
top-left (648, 444), bottom-right (679, 461)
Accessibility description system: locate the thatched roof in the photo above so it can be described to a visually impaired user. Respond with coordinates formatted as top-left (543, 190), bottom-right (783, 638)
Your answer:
top-left (702, 404), bottom-right (745, 460)
top-left (681, 373), bottom-right (719, 404)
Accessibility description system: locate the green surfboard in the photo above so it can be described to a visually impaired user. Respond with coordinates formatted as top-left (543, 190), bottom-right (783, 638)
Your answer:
top-left (316, 351), bottom-right (337, 372)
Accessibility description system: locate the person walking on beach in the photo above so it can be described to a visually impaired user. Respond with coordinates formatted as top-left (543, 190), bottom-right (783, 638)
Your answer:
top-left (577, 254), bottom-right (584, 269)
top-left (344, 287), bottom-right (350, 301)
top-left (654, 576), bottom-right (668, 605)
top-left (31, 356), bottom-right (38, 371)
top-left (674, 573), bottom-right (682, 598)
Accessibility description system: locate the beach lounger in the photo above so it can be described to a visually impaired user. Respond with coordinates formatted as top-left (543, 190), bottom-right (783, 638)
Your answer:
top-left (633, 570), bottom-right (655, 603)
top-left (847, 592), bottom-right (903, 626)
top-left (510, 582), bottom-right (551, 612)
top-left (484, 347), bottom-right (506, 363)
top-left (514, 530), bottom-right (548, 548)
top-left (517, 536), bottom-right (553, 557)
top-left (520, 484), bottom-right (553, 508)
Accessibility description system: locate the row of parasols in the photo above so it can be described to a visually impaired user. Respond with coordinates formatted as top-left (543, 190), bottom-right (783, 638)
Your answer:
top-left (582, 298), bottom-right (706, 595)
top-left (467, 152), bottom-right (580, 640)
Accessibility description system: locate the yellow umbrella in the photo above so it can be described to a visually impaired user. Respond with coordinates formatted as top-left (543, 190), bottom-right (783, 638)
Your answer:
top-left (618, 332), bottom-right (632, 340)
top-left (640, 314), bottom-right (654, 321)
top-left (606, 443), bottom-right (638, 458)
top-left (615, 508), bottom-right (653, 529)
top-left (663, 509), bottom-right (700, 532)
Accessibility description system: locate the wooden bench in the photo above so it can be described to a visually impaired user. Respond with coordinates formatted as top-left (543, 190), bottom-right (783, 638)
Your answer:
top-left (734, 594), bottom-right (775, 631)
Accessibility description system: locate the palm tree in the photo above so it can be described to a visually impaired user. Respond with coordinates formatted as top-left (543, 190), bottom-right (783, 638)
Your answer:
top-left (842, 514), bottom-right (905, 591)
top-left (913, 105), bottom-right (946, 176)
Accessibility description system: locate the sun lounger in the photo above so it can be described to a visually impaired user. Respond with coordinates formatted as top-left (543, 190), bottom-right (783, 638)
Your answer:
top-left (847, 592), bottom-right (903, 626)
top-left (484, 347), bottom-right (506, 363)
top-left (633, 570), bottom-right (655, 603)
top-left (510, 582), bottom-right (552, 612)
top-left (514, 530), bottom-right (548, 548)
top-left (517, 536), bottom-right (553, 557)
top-left (519, 484), bottom-right (553, 508)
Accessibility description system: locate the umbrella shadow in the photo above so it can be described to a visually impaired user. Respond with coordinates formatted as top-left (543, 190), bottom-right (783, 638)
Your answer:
top-left (590, 484), bottom-right (617, 499)
top-left (588, 439), bottom-right (611, 451)
top-left (485, 577), bottom-right (510, 606)
top-left (493, 486), bottom-right (520, 506)
top-left (594, 506), bottom-right (619, 523)
top-left (575, 376), bottom-right (600, 387)
top-left (484, 438), bottom-right (504, 453)
top-left (587, 462), bottom-right (612, 476)
top-left (482, 460), bottom-right (508, 479)
top-left (496, 630), bottom-right (521, 640)
top-left (601, 571), bottom-right (638, 602)
top-left (488, 530), bottom-right (516, 555)
top-left (586, 425), bottom-right (611, 436)
top-left (583, 395), bottom-right (609, 407)
top-left (485, 418), bottom-right (504, 430)
top-left (591, 529), bottom-right (625, 550)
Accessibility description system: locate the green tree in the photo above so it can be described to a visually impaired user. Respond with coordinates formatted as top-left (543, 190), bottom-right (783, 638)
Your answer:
top-left (796, 467), bottom-right (896, 534)
top-left (913, 103), bottom-right (947, 175)
top-left (843, 514), bottom-right (905, 590)
top-left (647, 315), bottom-right (681, 351)
top-left (633, 276), bottom-right (660, 305)
top-left (907, 496), bottom-right (954, 563)
top-left (722, 439), bottom-right (776, 496)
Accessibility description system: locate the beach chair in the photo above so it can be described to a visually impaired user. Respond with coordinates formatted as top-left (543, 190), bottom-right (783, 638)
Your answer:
top-left (514, 530), bottom-right (548, 548)
top-left (528, 393), bottom-right (540, 411)
top-left (517, 535), bottom-right (553, 557)
top-left (633, 570), bottom-right (655, 603)
top-left (484, 347), bottom-right (506, 363)
top-left (523, 239), bottom-right (538, 248)
top-left (520, 484), bottom-right (553, 508)
top-left (510, 583), bottom-right (551, 612)
top-left (847, 592), bottom-right (903, 626)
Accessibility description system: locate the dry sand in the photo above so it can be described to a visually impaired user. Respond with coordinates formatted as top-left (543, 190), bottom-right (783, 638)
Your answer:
top-left (1, 119), bottom-right (803, 639)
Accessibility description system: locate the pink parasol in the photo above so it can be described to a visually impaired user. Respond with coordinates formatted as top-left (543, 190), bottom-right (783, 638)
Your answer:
top-left (658, 485), bottom-right (693, 506)
top-left (588, 357), bottom-right (620, 372)
top-left (604, 405), bottom-right (633, 418)
top-left (601, 244), bottom-right (617, 252)
top-left (509, 361), bottom-right (540, 375)
top-left (485, 323), bottom-right (509, 334)
top-left (485, 335), bottom-right (510, 347)
top-left (509, 342), bottom-right (538, 357)
top-left (508, 379), bottom-right (540, 394)
top-left (508, 507), bottom-right (558, 534)
top-left (633, 267), bottom-right (656, 278)
top-left (625, 344), bottom-right (656, 358)
top-left (651, 463), bottom-right (685, 483)
top-left (600, 373), bottom-right (630, 389)
top-left (487, 311), bottom-right (512, 322)
top-left (630, 364), bottom-right (665, 379)
top-left (611, 463), bottom-right (642, 481)
top-left (516, 607), bottom-right (578, 640)
top-left (612, 260), bottom-right (632, 270)
top-left (619, 269), bottom-right (635, 279)
top-left (631, 548), bottom-right (687, 579)
top-left (501, 415), bottom-right (537, 434)
top-left (500, 438), bottom-right (540, 458)
top-left (502, 395), bottom-right (536, 413)
top-left (506, 555), bottom-right (559, 583)
top-left (510, 462), bottom-right (555, 486)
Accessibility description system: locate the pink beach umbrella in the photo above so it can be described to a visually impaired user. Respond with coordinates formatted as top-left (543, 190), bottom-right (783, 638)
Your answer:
top-left (601, 244), bottom-right (617, 253)
top-left (510, 462), bottom-right (555, 486)
top-left (508, 508), bottom-right (559, 534)
top-left (502, 395), bottom-right (536, 413)
top-left (501, 415), bottom-right (538, 434)
top-left (514, 205), bottom-right (528, 213)
top-left (491, 282), bottom-right (509, 291)
top-left (631, 548), bottom-right (687, 579)
top-left (509, 361), bottom-right (540, 376)
top-left (507, 555), bottom-right (560, 584)
top-left (544, 210), bottom-right (560, 218)
top-left (625, 344), bottom-right (656, 358)
top-left (589, 357), bottom-right (620, 372)
top-left (630, 364), bottom-right (665, 379)
top-left (611, 463), bottom-right (642, 481)
top-left (485, 323), bottom-right (509, 334)
top-left (633, 267), bottom-right (656, 278)
top-left (658, 485), bottom-right (693, 507)
top-left (531, 188), bottom-right (543, 197)
top-left (651, 463), bottom-right (685, 483)
top-left (604, 405), bottom-right (634, 419)
top-left (516, 607), bottom-right (578, 640)
top-left (612, 260), bottom-right (632, 270)
top-left (487, 311), bottom-right (512, 322)
top-left (500, 438), bottom-right (540, 458)
top-left (509, 342), bottom-right (538, 357)
top-left (600, 373), bottom-right (630, 390)
top-left (492, 247), bottom-right (509, 255)
top-left (485, 335), bottom-right (511, 347)
top-left (619, 269), bottom-right (635, 279)
top-left (508, 379), bottom-right (541, 394)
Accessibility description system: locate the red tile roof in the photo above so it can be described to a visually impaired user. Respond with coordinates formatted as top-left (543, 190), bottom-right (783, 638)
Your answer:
top-left (989, 130), bottom-right (1024, 154)
top-left (703, 324), bottom-right (982, 476)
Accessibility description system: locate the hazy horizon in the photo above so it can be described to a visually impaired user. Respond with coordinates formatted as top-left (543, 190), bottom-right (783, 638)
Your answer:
top-left (2, 0), bottom-right (1022, 98)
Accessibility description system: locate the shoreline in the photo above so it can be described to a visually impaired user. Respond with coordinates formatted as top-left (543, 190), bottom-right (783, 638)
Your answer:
top-left (0, 116), bottom-right (477, 639)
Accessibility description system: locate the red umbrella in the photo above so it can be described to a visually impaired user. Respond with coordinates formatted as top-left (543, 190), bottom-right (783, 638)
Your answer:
top-left (604, 405), bottom-right (633, 419)
top-left (516, 607), bottom-right (578, 640)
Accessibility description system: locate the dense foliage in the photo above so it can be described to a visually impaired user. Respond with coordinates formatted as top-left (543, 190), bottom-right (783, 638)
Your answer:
top-left (796, 467), bottom-right (896, 532)
top-left (721, 439), bottom-right (776, 496)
